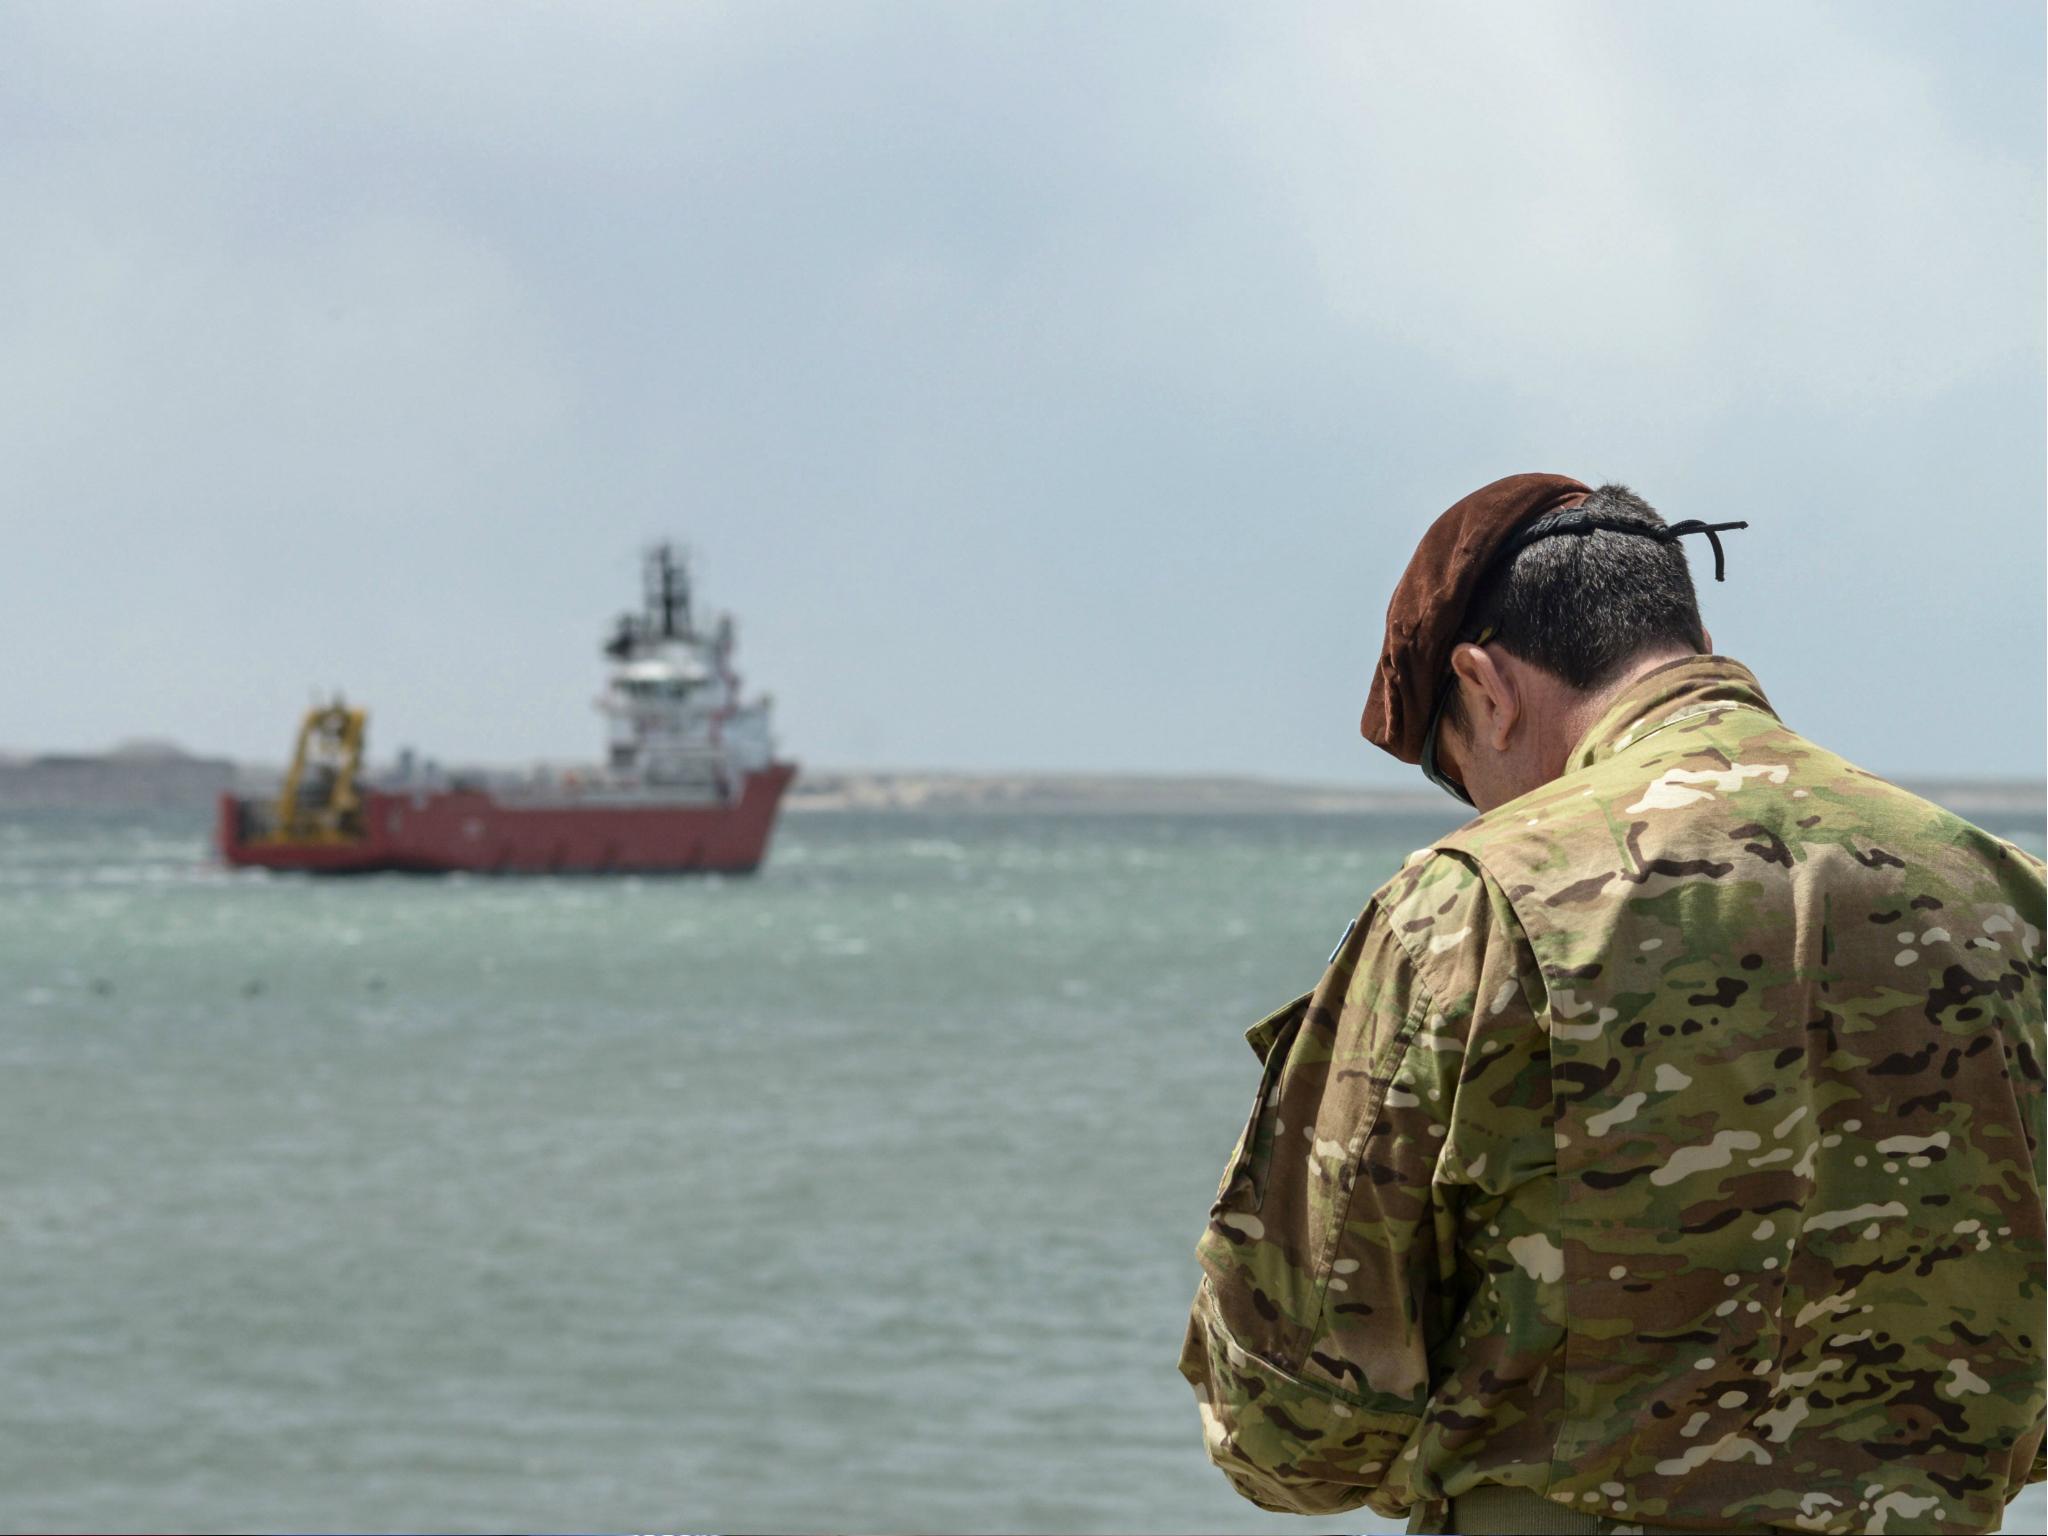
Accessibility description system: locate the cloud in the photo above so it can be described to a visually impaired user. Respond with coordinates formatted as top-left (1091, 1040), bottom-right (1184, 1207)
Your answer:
top-left (1224, 1), bottom-right (2041, 413)
top-left (0, 2), bottom-right (2037, 776)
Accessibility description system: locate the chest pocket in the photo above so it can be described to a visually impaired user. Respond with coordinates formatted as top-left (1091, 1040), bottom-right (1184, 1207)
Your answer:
top-left (1209, 991), bottom-right (1310, 1217)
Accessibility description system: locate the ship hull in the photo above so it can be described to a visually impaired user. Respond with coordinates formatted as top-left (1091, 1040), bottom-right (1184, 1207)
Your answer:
top-left (218, 763), bottom-right (796, 875)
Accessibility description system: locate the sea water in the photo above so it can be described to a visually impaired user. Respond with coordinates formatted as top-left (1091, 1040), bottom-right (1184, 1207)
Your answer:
top-left (2, 807), bottom-right (2042, 1534)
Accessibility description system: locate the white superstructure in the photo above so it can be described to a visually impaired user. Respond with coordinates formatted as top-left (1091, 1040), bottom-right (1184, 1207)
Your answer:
top-left (596, 545), bottom-right (778, 800)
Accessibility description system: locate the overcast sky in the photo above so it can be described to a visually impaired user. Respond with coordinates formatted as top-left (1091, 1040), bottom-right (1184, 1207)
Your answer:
top-left (4, 1), bottom-right (2042, 784)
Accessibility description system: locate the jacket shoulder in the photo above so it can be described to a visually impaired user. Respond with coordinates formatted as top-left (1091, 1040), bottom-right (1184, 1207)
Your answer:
top-left (1431, 718), bottom-right (2043, 925)
top-left (1359, 839), bottom-right (1529, 1017)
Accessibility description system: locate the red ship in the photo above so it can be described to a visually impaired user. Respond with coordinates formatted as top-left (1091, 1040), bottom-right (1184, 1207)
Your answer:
top-left (218, 546), bottom-right (796, 874)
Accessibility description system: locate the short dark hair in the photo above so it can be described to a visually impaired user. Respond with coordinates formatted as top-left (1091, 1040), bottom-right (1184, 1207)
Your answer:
top-left (1443, 483), bottom-right (1706, 732)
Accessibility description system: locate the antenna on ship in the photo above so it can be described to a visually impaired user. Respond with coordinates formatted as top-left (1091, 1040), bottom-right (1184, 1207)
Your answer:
top-left (646, 543), bottom-right (693, 640)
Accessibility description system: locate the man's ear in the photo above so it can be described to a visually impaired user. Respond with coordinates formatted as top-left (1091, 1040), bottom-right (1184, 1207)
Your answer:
top-left (1701, 626), bottom-right (1714, 653)
top-left (1449, 643), bottom-right (1520, 752)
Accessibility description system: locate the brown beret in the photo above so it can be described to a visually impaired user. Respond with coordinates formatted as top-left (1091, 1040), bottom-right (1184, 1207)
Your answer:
top-left (1359, 472), bottom-right (1592, 763)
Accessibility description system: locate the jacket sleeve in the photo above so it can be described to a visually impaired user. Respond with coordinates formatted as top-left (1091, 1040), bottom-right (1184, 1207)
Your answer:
top-left (1178, 852), bottom-right (1498, 1518)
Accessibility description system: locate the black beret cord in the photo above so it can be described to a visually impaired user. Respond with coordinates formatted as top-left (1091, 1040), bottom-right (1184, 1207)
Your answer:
top-left (1493, 511), bottom-right (1751, 582)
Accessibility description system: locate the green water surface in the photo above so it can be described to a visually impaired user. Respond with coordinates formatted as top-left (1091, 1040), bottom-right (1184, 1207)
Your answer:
top-left (2, 807), bottom-right (2041, 1534)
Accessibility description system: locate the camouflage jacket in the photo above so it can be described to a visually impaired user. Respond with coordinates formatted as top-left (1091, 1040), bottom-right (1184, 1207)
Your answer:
top-left (1181, 655), bottom-right (2046, 1535)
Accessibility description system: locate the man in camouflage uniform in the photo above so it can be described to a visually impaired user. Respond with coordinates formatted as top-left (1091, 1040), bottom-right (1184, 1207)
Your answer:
top-left (1180, 474), bottom-right (2046, 1534)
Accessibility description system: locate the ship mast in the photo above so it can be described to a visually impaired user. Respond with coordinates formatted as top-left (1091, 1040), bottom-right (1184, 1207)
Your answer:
top-left (646, 543), bottom-right (693, 640)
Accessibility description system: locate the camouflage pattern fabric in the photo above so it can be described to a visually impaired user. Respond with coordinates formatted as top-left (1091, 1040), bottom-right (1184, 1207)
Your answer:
top-left (1181, 655), bottom-right (2046, 1535)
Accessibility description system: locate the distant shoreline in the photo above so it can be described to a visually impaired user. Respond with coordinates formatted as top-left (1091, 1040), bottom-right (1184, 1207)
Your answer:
top-left (3, 747), bottom-right (2041, 823)
top-left (782, 771), bottom-right (2047, 822)
top-left (781, 770), bottom-right (1457, 816)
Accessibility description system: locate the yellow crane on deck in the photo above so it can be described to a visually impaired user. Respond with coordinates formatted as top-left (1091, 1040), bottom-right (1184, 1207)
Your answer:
top-left (269, 701), bottom-right (368, 845)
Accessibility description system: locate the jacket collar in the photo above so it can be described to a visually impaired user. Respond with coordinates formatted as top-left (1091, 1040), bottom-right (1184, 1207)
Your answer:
top-left (1566, 654), bottom-right (1778, 771)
